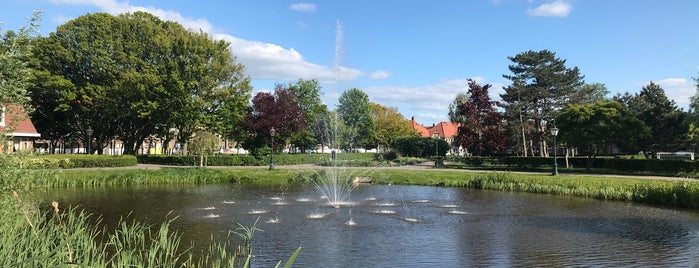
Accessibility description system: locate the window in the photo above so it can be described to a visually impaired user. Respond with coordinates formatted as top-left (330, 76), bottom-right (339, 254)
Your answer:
top-left (0, 106), bottom-right (5, 127)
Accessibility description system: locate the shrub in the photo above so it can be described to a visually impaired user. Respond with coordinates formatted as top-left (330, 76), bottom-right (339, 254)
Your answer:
top-left (28, 155), bottom-right (137, 169)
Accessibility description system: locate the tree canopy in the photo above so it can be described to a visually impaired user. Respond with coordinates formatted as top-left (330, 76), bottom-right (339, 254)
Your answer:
top-left (337, 88), bottom-right (374, 150)
top-left (29, 12), bottom-right (251, 154)
top-left (556, 100), bottom-right (650, 169)
top-left (500, 49), bottom-right (585, 156)
top-left (615, 81), bottom-right (688, 157)
top-left (453, 79), bottom-right (508, 156)
top-left (243, 85), bottom-right (306, 155)
top-left (288, 79), bottom-right (328, 152)
top-left (370, 103), bottom-right (419, 150)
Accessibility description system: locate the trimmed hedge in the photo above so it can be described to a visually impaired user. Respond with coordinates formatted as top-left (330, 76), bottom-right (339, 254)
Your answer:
top-left (137, 153), bottom-right (375, 166)
top-left (448, 155), bottom-right (699, 176)
top-left (29, 154), bottom-right (138, 168)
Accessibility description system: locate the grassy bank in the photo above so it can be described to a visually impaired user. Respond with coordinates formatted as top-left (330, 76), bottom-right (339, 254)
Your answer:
top-left (29, 167), bottom-right (699, 209)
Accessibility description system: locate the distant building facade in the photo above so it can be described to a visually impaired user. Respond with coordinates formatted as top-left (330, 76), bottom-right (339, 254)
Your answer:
top-left (0, 104), bottom-right (41, 153)
top-left (411, 117), bottom-right (462, 155)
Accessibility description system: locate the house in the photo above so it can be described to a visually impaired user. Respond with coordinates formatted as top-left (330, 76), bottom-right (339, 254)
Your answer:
top-left (411, 117), bottom-right (461, 154)
top-left (0, 104), bottom-right (41, 152)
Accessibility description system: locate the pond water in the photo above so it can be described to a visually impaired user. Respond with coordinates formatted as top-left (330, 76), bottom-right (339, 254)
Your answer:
top-left (41, 183), bottom-right (699, 267)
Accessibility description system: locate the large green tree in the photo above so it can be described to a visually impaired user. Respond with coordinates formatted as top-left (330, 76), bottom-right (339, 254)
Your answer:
top-left (337, 88), bottom-right (374, 150)
top-left (556, 100), bottom-right (650, 170)
top-left (370, 103), bottom-right (419, 151)
top-left (687, 74), bottom-right (699, 148)
top-left (29, 12), bottom-right (251, 154)
top-left (288, 79), bottom-right (328, 152)
top-left (0, 11), bottom-right (40, 152)
top-left (500, 49), bottom-right (585, 156)
top-left (615, 81), bottom-right (688, 157)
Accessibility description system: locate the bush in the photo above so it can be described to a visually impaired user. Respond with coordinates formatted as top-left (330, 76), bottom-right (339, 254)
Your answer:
top-left (392, 137), bottom-right (449, 158)
top-left (29, 155), bottom-right (138, 169)
top-left (137, 153), bottom-right (375, 166)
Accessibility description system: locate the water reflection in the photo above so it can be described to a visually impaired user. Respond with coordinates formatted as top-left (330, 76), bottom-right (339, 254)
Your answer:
top-left (38, 184), bottom-right (699, 267)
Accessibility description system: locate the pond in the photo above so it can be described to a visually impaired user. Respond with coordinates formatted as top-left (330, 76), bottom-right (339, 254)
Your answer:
top-left (41, 183), bottom-right (699, 267)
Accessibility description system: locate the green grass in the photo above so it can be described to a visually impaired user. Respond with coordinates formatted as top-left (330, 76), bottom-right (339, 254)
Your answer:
top-left (25, 167), bottom-right (699, 209)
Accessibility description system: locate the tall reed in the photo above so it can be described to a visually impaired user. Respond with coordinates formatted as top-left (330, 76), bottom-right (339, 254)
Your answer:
top-left (0, 193), bottom-right (299, 267)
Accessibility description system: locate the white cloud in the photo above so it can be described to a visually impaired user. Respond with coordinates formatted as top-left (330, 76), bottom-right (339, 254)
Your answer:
top-left (655, 78), bottom-right (695, 109)
top-left (527, 0), bottom-right (572, 17)
top-left (52, 0), bottom-right (362, 84)
top-left (290, 3), bottom-right (317, 13)
top-left (368, 70), bottom-right (391, 80)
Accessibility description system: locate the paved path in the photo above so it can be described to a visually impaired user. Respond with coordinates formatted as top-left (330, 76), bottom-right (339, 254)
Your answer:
top-left (128, 162), bottom-right (698, 182)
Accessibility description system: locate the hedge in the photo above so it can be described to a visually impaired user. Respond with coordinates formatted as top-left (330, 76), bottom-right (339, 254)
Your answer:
top-left (448, 155), bottom-right (699, 176)
top-left (28, 154), bottom-right (138, 168)
top-left (136, 153), bottom-right (375, 166)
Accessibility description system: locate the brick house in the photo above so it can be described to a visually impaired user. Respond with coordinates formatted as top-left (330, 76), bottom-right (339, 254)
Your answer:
top-left (0, 104), bottom-right (41, 152)
top-left (411, 117), bottom-right (461, 155)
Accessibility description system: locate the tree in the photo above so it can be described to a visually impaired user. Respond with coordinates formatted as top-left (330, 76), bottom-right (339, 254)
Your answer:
top-left (687, 74), bottom-right (699, 149)
top-left (188, 130), bottom-right (220, 166)
top-left (288, 79), bottom-right (327, 152)
top-left (556, 101), bottom-right (650, 170)
top-left (243, 85), bottom-right (306, 156)
top-left (29, 12), bottom-right (251, 154)
top-left (448, 92), bottom-right (470, 124)
top-left (452, 79), bottom-right (508, 156)
top-left (0, 11), bottom-right (40, 152)
top-left (500, 50), bottom-right (585, 156)
top-left (575, 83), bottom-right (610, 104)
top-left (617, 81), bottom-right (688, 157)
top-left (337, 88), bottom-right (374, 150)
top-left (370, 103), bottom-right (420, 151)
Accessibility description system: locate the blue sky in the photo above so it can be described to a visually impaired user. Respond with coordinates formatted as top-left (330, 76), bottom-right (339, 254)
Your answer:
top-left (2, 0), bottom-right (698, 125)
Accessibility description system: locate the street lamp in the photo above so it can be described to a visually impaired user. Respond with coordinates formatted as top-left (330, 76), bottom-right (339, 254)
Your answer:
top-left (433, 131), bottom-right (439, 167)
top-left (269, 127), bottom-right (276, 170)
top-left (85, 127), bottom-right (93, 154)
top-left (550, 126), bottom-right (559, 176)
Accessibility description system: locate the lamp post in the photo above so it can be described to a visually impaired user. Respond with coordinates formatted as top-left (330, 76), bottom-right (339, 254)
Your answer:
top-left (433, 131), bottom-right (439, 167)
top-left (269, 127), bottom-right (276, 170)
top-left (550, 126), bottom-right (559, 176)
top-left (85, 127), bottom-right (93, 154)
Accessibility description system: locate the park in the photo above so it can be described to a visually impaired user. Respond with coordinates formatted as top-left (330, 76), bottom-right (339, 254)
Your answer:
top-left (1, 8), bottom-right (699, 267)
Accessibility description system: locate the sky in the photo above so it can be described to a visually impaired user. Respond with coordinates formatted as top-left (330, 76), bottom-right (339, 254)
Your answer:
top-left (2, 0), bottom-right (699, 125)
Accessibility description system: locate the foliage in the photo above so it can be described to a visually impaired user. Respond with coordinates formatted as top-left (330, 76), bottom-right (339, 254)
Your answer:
top-left (448, 91), bottom-right (469, 123)
top-left (137, 153), bottom-right (374, 166)
top-left (555, 100), bottom-right (650, 169)
top-left (29, 12), bottom-right (251, 155)
top-left (188, 130), bottom-right (220, 156)
top-left (0, 11), bottom-right (40, 107)
top-left (452, 79), bottom-right (508, 155)
top-left (370, 102), bottom-right (420, 149)
top-left (27, 154), bottom-right (137, 168)
top-left (243, 85), bottom-right (306, 156)
top-left (0, 197), bottom-right (301, 267)
top-left (615, 81), bottom-right (688, 157)
top-left (392, 137), bottom-right (449, 158)
top-left (337, 88), bottom-right (374, 150)
top-left (287, 79), bottom-right (328, 152)
top-left (500, 49), bottom-right (585, 156)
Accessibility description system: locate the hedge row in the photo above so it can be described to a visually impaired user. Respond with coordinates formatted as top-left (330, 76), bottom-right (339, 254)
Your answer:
top-left (29, 154), bottom-right (138, 168)
top-left (448, 156), bottom-right (699, 176)
top-left (136, 153), bottom-right (375, 166)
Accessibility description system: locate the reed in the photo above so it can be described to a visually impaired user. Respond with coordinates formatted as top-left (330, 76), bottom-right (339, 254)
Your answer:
top-left (1, 193), bottom-right (300, 267)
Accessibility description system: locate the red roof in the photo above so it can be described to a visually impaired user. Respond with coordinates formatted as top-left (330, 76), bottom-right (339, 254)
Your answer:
top-left (1, 104), bottom-right (40, 137)
top-left (411, 117), bottom-right (459, 138)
